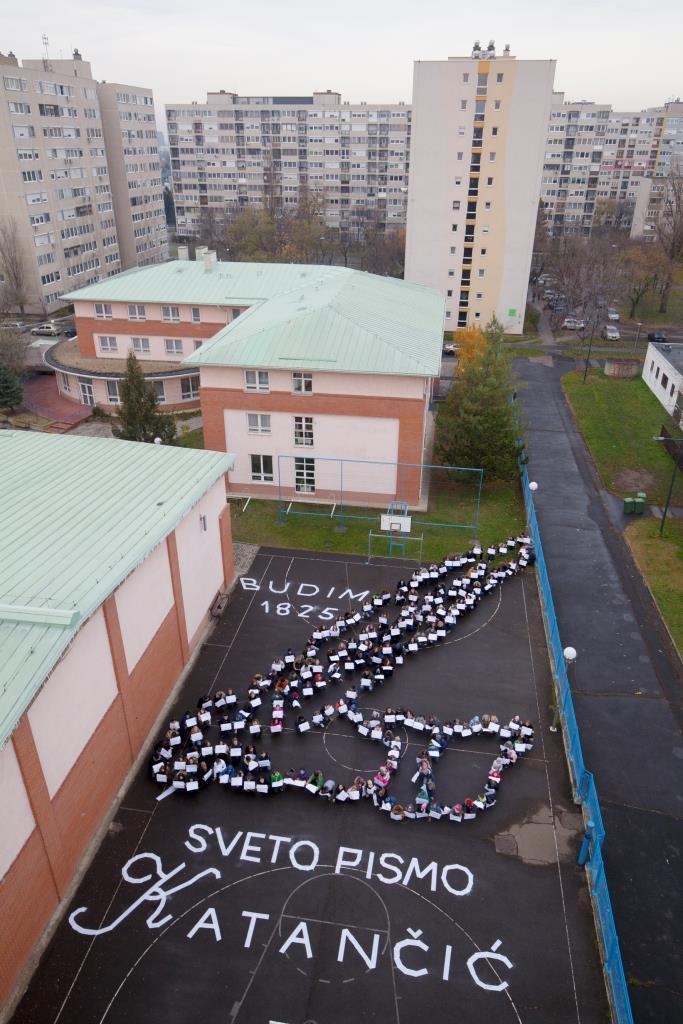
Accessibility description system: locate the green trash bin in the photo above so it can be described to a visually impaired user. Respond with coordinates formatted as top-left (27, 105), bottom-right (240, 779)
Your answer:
top-left (623, 496), bottom-right (635, 514)
top-left (637, 491), bottom-right (647, 502)
top-left (633, 497), bottom-right (645, 515)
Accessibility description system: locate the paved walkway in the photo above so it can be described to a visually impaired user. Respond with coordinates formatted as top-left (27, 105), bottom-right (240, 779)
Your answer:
top-left (516, 356), bottom-right (683, 1024)
top-left (21, 375), bottom-right (91, 427)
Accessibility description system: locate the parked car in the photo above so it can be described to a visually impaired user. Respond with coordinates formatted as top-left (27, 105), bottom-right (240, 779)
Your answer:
top-left (562, 316), bottom-right (586, 330)
top-left (63, 327), bottom-right (77, 339)
top-left (30, 322), bottom-right (61, 337)
top-left (607, 307), bottom-right (620, 321)
top-left (601, 325), bottom-right (621, 341)
top-left (1, 321), bottom-right (26, 331)
top-left (647, 331), bottom-right (667, 343)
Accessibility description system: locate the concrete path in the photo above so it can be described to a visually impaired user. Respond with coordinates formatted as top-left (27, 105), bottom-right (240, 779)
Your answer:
top-left (515, 356), bottom-right (683, 1024)
top-left (21, 375), bottom-right (91, 426)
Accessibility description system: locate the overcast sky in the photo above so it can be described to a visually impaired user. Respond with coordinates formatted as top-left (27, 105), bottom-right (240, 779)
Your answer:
top-left (5, 0), bottom-right (682, 130)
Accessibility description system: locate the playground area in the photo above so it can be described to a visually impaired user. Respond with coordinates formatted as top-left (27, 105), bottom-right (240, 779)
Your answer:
top-left (10, 549), bottom-right (608, 1024)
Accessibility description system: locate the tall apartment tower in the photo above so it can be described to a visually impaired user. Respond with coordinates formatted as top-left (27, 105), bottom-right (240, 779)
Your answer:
top-left (405, 43), bottom-right (556, 334)
top-left (166, 91), bottom-right (410, 236)
top-left (0, 50), bottom-right (166, 315)
top-left (96, 83), bottom-right (168, 268)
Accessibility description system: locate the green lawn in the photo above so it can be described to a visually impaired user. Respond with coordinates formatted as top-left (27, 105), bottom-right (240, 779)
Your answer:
top-left (625, 517), bottom-right (683, 657)
top-left (621, 282), bottom-right (683, 327)
top-left (176, 427), bottom-right (204, 448)
top-left (231, 477), bottom-right (524, 562)
top-left (562, 370), bottom-right (678, 502)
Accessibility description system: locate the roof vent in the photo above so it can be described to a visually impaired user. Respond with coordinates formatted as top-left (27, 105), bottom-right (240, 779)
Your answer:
top-left (177, 245), bottom-right (189, 260)
top-left (203, 250), bottom-right (217, 271)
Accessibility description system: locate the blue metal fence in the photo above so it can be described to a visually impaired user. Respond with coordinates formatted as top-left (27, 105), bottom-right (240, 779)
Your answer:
top-left (521, 465), bottom-right (634, 1024)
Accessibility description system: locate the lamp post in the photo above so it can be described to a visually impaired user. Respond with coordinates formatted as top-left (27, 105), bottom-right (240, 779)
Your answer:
top-left (633, 321), bottom-right (643, 351)
top-left (653, 435), bottom-right (682, 536)
top-left (551, 645), bottom-right (577, 732)
top-left (582, 314), bottom-right (599, 383)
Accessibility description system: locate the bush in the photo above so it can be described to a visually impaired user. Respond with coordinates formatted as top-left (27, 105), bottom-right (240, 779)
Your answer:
top-left (523, 303), bottom-right (540, 334)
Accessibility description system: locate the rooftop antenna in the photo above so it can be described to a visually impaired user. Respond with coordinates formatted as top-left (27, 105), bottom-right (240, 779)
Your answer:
top-left (41, 33), bottom-right (51, 71)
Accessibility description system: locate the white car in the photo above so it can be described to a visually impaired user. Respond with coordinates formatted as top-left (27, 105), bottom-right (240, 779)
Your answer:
top-left (30, 322), bottom-right (61, 337)
top-left (607, 308), bottom-right (620, 321)
top-left (562, 316), bottom-right (586, 330)
top-left (602, 325), bottom-right (620, 340)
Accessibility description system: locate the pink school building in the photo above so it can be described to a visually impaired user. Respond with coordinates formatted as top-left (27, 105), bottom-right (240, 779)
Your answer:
top-left (0, 431), bottom-right (235, 1011)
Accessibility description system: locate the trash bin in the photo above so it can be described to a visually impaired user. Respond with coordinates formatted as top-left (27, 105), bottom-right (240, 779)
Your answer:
top-left (623, 496), bottom-right (635, 514)
top-left (633, 497), bottom-right (645, 515)
top-left (637, 491), bottom-right (647, 502)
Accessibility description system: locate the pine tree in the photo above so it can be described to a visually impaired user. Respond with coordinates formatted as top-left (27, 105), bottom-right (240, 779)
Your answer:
top-left (435, 319), bottom-right (524, 481)
top-left (0, 363), bottom-right (22, 411)
top-left (112, 352), bottom-right (176, 444)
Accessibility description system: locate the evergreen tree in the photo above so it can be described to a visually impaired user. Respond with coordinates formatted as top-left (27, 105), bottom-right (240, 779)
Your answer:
top-left (0, 363), bottom-right (22, 411)
top-left (435, 319), bottom-right (524, 481)
top-left (112, 352), bottom-right (176, 444)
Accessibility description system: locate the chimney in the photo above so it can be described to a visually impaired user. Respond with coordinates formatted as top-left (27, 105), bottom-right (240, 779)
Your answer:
top-left (195, 245), bottom-right (208, 261)
top-left (203, 250), bottom-right (217, 271)
top-left (177, 245), bottom-right (189, 260)
top-left (73, 48), bottom-right (82, 61)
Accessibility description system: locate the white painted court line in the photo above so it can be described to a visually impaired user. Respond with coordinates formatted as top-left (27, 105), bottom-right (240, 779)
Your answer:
top-left (521, 574), bottom-right (581, 1024)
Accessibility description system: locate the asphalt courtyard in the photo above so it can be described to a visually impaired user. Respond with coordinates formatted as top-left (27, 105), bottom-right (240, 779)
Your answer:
top-left (10, 548), bottom-right (608, 1024)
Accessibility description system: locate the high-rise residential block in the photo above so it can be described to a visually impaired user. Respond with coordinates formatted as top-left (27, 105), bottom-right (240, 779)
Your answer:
top-left (404, 43), bottom-right (556, 334)
top-left (0, 50), bottom-right (167, 315)
top-left (165, 91), bottom-right (410, 235)
top-left (96, 83), bottom-right (168, 268)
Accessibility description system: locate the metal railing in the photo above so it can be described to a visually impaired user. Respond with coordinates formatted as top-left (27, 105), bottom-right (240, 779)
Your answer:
top-left (521, 464), bottom-right (633, 1024)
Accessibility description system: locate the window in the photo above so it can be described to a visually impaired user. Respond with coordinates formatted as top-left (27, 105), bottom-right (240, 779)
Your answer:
top-left (460, 100), bottom-right (467, 110)
top-left (496, 73), bottom-right (504, 83)
top-left (128, 303), bottom-right (145, 320)
top-left (181, 375), bottom-right (200, 400)
top-left (161, 304), bottom-right (180, 322)
top-left (245, 369), bottom-right (269, 392)
top-left (251, 454), bottom-right (274, 483)
top-left (491, 127), bottom-right (498, 136)
top-left (294, 415), bottom-right (314, 447)
top-left (462, 73), bottom-right (469, 83)
top-left (60, 372), bottom-right (71, 393)
top-left (484, 201), bottom-right (492, 210)
top-left (3, 76), bottom-right (27, 91)
top-left (487, 177), bottom-right (494, 186)
top-left (449, 246), bottom-right (456, 254)
top-left (247, 413), bottom-right (271, 434)
top-left (78, 377), bottom-right (95, 406)
top-left (655, 366), bottom-right (660, 380)
top-left (165, 338), bottom-right (183, 355)
top-left (294, 456), bottom-right (315, 493)
top-left (153, 380), bottom-right (165, 403)
top-left (661, 373), bottom-right (668, 390)
top-left (132, 337), bottom-right (150, 353)
top-left (95, 302), bottom-right (112, 319)
top-left (447, 289), bottom-right (453, 297)
top-left (452, 200), bottom-right (460, 210)
top-left (478, 269), bottom-right (485, 278)
top-left (494, 100), bottom-right (501, 110)
top-left (451, 223), bottom-right (458, 232)
top-left (293, 371), bottom-right (313, 394)
top-left (671, 383), bottom-right (675, 397)
top-left (194, 339), bottom-right (203, 350)
top-left (480, 247), bottom-right (487, 255)
top-left (106, 380), bottom-right (121, 403)
top-left (475, 292), bottom-right (483, 300)
top-left (191, 306), bottom-right (201, 323)
top-left (99, 335), bottom-right (117, 353)
top-left (445, 311), bottom-right (451, 319)
top-left (489, 152), bottom-right (496, 161)
top-left (231, 307), bottom-right (241, 320)
top-left (456, 151), bottom-right (463, 160)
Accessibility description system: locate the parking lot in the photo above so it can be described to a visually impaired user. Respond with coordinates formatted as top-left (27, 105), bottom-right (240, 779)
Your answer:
top-left (10, 548), bottom-right (608, 1024)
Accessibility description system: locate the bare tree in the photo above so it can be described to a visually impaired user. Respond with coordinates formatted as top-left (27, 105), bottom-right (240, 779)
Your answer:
top-left (653, 169), bottom-right (683, 314)
top-left (0, 217), bottom-right (30, 315)
top-left (547, 233), bottom-right (626, 333)
top-left (0, 328), bottom-right (27, 377)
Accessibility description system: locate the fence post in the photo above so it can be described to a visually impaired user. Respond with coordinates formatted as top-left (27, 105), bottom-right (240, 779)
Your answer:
top-left (578, 820), bottom-right (594, 866)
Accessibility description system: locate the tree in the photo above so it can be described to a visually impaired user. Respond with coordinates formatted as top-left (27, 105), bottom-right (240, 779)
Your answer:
top-left (0, 363), bottom-right (22, 411)
top-left (0, 327), bottom-right (27, 378)
top-left (619, 242), bottom-right (667, 318)
top-left (163, 185), bottom-right (176, 228)
top-left (0, 217), bottom-right (30, 314)
top-left (452, 326), bottom-right (488, 378)
top-left (224, 208), bottom-right (279, 262)
top-left (112, 353), bottom-right (177, 444)
top-left (435, 319), bottom-right (523, 481)
top-left (546, 233), bottom-right (626, 332)
top-left (653, 169), bottom-right (683, 314)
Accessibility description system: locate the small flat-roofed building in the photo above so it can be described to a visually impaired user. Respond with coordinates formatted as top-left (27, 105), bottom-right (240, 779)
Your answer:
top-left (643, 341), bottom-right (683, 425)
top-left (0, 431), bottom-right (235, 1007)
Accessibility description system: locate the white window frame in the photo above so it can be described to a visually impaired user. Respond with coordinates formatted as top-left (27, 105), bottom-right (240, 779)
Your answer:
top-left (247, 412), bottom-right (271, 434)
top-left (294, 415), bottom-right (314, 447)
top-left (99, 335), bottom-right (117, 353)
top-left (161, 304), bottom-right (180, 322)
top-left (292, 371), bottom-right (313, 394)
top-left (60, 372), bottom-right (71, 393)
top-left (78, 377), bottom-right (94, 406)
top-left (128, 303), bottom-right (146, 321)
top-left (153, 380), bottom-right (166, 403)
top-left (106, 379), bottom-right (121, 404)
top-left (294, 456), bottom-right (315, 493)
top-left (180, 375), bottom-right (200, 400)
top-left (94, 302), bottom-right (112, 319)
top-left (245, 369), bottom-right (269, 392)
top-left (250, 453), bottom-right (274, 483)
top-left (191, 306), bottom-right (201, 323)
top-left (164, 338), bottom-right (183, 355)
top-left (132, 337), bottom-right (150, 354)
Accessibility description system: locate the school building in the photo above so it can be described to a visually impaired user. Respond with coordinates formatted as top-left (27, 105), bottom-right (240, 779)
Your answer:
top-left (0, 431), bottom-right (235, 1011)
top-left (59, 252), bottom-right (444, 507)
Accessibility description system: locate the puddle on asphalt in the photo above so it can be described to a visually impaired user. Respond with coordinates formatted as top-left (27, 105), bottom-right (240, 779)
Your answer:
top-left (495, 804), bottom-right (582, 865)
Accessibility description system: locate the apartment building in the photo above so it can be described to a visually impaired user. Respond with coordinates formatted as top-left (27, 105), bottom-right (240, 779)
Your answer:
top-left (165, 90), bottom-right (410, 235)
top-left (0, 50), bottom-right (167, 315)
top-left (405, 42), bottom-right (556, 334)
top-left (630, 101), bottom-right (683, 239)
top-left (96, 83), bottom-right (168, 268)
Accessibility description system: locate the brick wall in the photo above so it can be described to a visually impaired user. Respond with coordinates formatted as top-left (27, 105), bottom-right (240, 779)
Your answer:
top-left (200, 387), bottom-right (427, 504)
top-left (76, 317), bottom-right (220, 358)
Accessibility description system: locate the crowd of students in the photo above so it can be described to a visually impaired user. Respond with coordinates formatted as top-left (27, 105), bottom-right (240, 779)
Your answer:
top-left (150, 535), bottom-right (536, 820)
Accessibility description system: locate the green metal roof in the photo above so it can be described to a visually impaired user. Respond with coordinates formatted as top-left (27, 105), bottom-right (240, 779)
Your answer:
top-left (62, 260), bottom-right (444, 378)
top-left (0, 431), bottom-right (234, 748)
top-left (186, 267), bottom-right (444, 377)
